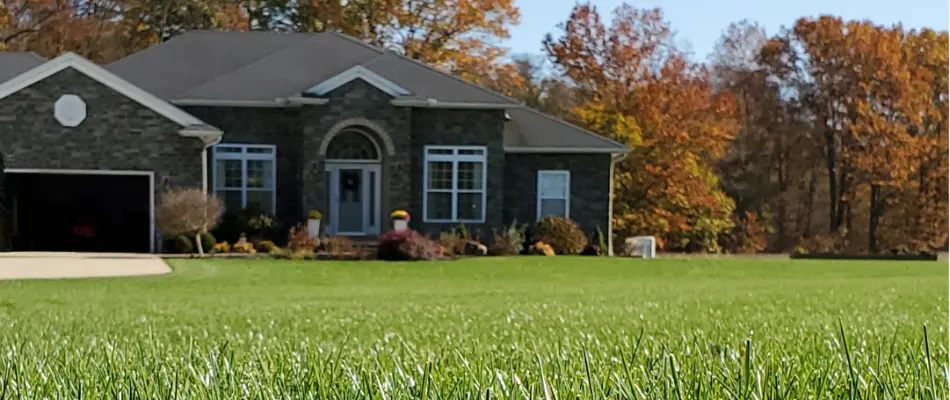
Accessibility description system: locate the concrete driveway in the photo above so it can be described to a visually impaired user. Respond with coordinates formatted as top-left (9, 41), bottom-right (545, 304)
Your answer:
top-left (0, 252), bottom-right (171, 280)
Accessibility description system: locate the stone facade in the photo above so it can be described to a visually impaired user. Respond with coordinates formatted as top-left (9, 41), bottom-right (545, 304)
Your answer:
top-left (182, 106), bottom-right (305, 225)
top-left (0, 68), bottom-right (615, 244)
top-left (409, 108), bottom-right (506, 238)
top-left (503, 153), bottom-right (613, 236)
top-left (0, 68), bottom-right (204, 192)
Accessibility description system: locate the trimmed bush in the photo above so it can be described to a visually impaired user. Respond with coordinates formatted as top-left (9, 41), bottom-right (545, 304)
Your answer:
top-left (256, 240), bottom-right (278, 253)
top-left (534, 216), bottom-right (588, 255)
top-left (377, 230), bottom-right (440, 261)
top-left (171, 235), bottom-right (193, 254)
top-left (198, 232), bottom-right (216, 253)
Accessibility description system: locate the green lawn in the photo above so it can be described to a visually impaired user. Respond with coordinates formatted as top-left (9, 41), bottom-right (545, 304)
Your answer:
top-left (0, 257), bottom-right (946, 398)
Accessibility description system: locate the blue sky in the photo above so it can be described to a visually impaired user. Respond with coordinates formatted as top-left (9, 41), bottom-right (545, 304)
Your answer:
top-left (503, 0), bottom-right (950, 62)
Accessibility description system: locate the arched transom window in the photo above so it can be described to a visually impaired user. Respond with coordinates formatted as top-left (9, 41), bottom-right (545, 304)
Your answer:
top-left (326, 129), bottom-right (379, 161)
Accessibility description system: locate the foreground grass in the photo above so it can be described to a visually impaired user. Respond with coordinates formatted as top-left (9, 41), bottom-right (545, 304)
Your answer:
top-left (0, 257), bottom-right (946, 398)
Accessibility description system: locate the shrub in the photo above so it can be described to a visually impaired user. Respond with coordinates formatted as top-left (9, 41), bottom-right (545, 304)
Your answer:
top-left (198, 232), bottom-right (216, 253)
top-left (718, 212), bottom-right (768, 254)
top-left (534, 216), bottom-right (587, 255)
top-left (377, 230), bottom-right (440, 261)
top-left (287, 225), bottom-right (318, 252)
top-left (322, 236), bottom-right (356, 255)
top-left (289, 249), bottom-right (315, 260)
top-left (156, 188), bottom-right (223, 256)
top-left (214, 207), bottom-right (279, 243)
top-left (439, 232), bottom-right (465, 255)
top-left (170, 235), bottom-right (193, 254)
top-left (256, 240), bottom-right (278, 253)
top-left (212, 241), bottom-right (229, 254)
top-left (530, 241), bottom-right (555, 256)
top-left (489, 221), bottom-right (526, 256)
top-left (595, 227), bottom-right (608, 253)
top-left (231, 241), bottom-right (255, 254)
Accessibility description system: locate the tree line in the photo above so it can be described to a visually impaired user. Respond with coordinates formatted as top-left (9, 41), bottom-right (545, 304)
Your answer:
top-left (2, 0), bottom-right (946, 253)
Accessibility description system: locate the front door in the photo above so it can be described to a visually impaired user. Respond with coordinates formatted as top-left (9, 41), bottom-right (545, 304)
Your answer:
top-left (328, 164), bottom-right (380, 235)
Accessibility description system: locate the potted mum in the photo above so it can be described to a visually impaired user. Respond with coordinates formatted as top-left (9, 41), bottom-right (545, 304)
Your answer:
top-left (390, 210), bottom-right (410, 232)
top-left (307, 210), bottom-right (323, 238)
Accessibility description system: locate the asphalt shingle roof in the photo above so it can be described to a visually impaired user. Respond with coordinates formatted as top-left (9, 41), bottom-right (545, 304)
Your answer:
top-left (0, 52), bottom-right (45, 82)
top-left (106, 31), bottom-right (628, 152)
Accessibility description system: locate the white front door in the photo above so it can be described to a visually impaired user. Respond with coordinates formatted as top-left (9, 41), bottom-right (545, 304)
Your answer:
top-left (327, 163), bottom-right (380, 236)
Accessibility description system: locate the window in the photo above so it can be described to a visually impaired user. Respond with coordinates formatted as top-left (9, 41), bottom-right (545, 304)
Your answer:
top-left (326, 129), bottom-right (379, 161)
top-left (212, 144), bottom-right (276, 214)
top-left (537, 170), bottom-right (570, 218)
top-left (423, 146), bottom-right (487, 222)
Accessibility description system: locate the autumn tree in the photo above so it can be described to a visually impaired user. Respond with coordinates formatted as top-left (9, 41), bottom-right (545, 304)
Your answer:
top-left (545, 2), bottom-right (739, 252)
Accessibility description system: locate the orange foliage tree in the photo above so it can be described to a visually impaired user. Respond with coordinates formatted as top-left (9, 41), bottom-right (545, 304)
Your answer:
top-left (544, 2), bottom-right (739, 252)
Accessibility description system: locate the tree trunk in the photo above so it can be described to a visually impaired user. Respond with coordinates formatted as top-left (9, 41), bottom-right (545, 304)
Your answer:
top-left (868, 184), bottom-right (884, 254)
top-left (195, 232), bottom-right (204, 256)
top-left (824, 131), bottom-right (837, 233)
top-left (802, 170), bottom-right (818, 238)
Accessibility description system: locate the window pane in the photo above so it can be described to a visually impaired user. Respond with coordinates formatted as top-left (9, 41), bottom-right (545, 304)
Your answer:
top-left (540, 199), bottom-right (567, 217)
top-left (215, 159), bottom-right (242, 188)
top-left (427, 161), bottom-right (453, 190)
top-left (215, 146), bottom-right (242, 154)
top-left (457, 192), bottom-right (482, 221)
top-left (246, 147), bottom-right (274, 154)
top-left (219, 190), bottom-right (242, 212)
top-left (426, 192), bottom-right (452, 220)
top-left (457, 161), bottom-right (483, 190)
top-left (458, 148), bottom-right (484, 155)
top-left (539, 173), bottom-right (568, 198)
top-left (246, 190), bottom-right (274, 213)
top-left (427, 148), bottom-right (453, 155)
top-left (246, 160), bottom-right (273, 189)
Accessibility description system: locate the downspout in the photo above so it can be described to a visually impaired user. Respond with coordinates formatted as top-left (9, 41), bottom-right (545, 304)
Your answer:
top-left (200, 135), bottom-right (223, 193)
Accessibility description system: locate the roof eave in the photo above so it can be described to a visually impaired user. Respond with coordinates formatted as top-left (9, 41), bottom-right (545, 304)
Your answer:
top-left (504, 147), bottom-right (631, 154)
top-left (391, 98), bottom-right (512, 109)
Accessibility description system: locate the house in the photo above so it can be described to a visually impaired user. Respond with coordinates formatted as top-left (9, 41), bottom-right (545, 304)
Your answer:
top-left (0, 31), bottom-right (629, 254)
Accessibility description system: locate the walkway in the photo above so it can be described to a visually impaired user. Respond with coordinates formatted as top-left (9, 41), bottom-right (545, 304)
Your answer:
top-left (0, 252), bottom-right (170, 280)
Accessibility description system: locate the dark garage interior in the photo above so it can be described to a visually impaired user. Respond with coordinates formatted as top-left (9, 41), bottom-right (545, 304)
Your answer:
top-left (2, 173), bottom-right (150, 253)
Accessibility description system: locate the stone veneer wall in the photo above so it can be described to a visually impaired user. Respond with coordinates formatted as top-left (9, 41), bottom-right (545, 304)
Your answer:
top-left (182, 106), bottom-right (304, 226)
top-left (503, 153), bottom-right (612, 237)
top-left (409, 108), bottom-right (506, 239)
top-left (186, 79), bottom-right (413, 232)
top-left (0, 68), bottom-right (204, 192)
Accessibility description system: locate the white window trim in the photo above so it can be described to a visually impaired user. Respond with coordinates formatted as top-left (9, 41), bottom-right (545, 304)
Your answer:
top-left (422, 145), bottom-right (488, 223)
top-left (537, 170), bottom-right (571, 219)
top-left (211, 144), bottom-right (277, 214)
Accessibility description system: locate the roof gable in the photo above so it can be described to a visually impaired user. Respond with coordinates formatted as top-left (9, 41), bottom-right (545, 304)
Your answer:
top-left (306, 65), bottom-right (410, 97)
top-left (0, 52), bottom-right (212, 129)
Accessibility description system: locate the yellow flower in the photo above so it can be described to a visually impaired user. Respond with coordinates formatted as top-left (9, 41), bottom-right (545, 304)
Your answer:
top-left (390, 210), bottom-right (410, 221)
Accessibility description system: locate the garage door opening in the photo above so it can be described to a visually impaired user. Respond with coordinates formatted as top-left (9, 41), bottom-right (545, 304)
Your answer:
top-left (2, 171), bottom-right (153, 253)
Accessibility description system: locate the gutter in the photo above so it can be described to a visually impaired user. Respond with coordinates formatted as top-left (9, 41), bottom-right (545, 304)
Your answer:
top-left (390, 98), bottom-right (511, 109)
top-left (505, 147), bottom-right (632, 154)
top-left (172, 97), bottom-right (329, 108)
top-left (179, 126), bottom-right (224, 192)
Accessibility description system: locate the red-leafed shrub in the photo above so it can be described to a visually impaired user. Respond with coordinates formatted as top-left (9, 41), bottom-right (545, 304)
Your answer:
top-left (377, 230), bottom-right (441, 261)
